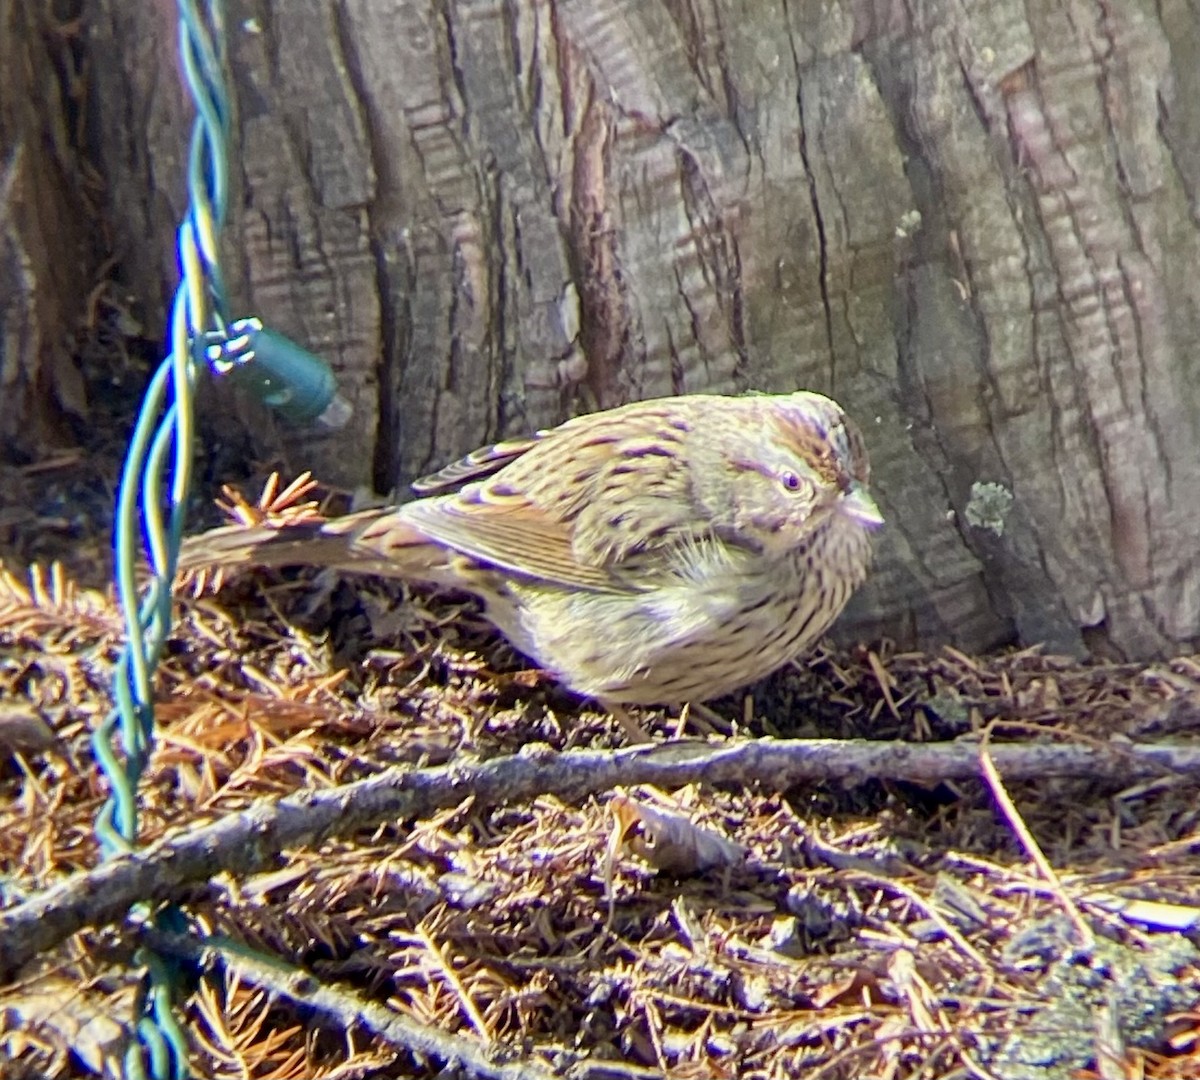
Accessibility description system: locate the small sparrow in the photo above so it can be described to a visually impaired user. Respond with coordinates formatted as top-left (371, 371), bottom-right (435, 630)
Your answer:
top-left (180, 391), bottom-right (882, 707)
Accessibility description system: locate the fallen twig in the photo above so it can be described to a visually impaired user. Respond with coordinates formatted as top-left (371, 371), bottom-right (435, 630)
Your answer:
top-left (143, 929), bottom-right (559, 1080)
top-left (979, 741), bottom-right (1094, 948)
top-left (1, 734), bottom-right (1196, 982)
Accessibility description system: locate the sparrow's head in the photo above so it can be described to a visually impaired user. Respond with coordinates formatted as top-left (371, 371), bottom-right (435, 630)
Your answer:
top-left (698, 391), bottom-right (883, 556)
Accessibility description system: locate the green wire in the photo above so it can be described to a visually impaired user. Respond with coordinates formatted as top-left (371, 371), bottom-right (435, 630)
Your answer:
top-left (98, 5), bottom-right (229, 1072)
top-left (94, 2), bottom-right (337, 1072)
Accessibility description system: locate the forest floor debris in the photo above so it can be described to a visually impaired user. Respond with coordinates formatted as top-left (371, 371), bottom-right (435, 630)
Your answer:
top-left (2, 471), bottom-right (1199, 1079)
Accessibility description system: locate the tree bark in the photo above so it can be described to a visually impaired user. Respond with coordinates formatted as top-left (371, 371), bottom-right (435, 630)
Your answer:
top-left (0, 2), bottom-right (97, 455)
top-left (10, 0), bottom-right (1200, 662)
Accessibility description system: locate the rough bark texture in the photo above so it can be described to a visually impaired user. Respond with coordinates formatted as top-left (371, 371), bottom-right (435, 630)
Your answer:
top-left (11, 0), bottom-right (1200, 661)
top-left (0, 2), bottom-right (96, 455)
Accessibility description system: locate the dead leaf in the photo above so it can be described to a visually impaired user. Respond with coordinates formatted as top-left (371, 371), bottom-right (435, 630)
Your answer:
top-left (609, 791), bottom-right (745, 877)
top-left (0, 707), bottom-right (57, 756)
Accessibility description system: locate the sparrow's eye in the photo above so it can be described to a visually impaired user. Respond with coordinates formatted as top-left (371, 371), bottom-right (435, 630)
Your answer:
top-left (780, 470), bottom-right (803, 492)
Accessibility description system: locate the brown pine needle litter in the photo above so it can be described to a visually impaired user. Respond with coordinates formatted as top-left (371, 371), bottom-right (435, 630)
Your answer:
top-left (2, 475), bottom-right (1200, 1079)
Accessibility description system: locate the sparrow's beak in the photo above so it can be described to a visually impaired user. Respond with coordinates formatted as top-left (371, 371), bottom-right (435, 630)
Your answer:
top-left (841, 483), bottom-right (884, 529)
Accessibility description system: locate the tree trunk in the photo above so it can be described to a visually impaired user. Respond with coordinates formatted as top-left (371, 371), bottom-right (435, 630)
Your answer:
top-left (10, 0), bottom-right (1200, 662)
top-left (0, 2), bottom-right (97, 455)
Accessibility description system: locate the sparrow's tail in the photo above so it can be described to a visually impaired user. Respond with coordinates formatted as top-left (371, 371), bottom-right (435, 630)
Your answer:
top-left (176, 508), bottom-right (438, 582)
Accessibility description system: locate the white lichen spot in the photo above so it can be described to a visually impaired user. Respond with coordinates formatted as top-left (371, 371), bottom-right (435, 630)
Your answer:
top-left (1077, 592), bottom-right (1106, 627)
top-left (964, 481), bottom-right (1013, 536)
top-left (895, 209), bottom-right (923, 238)
top-left (558, 281), bottom-right (581, 342)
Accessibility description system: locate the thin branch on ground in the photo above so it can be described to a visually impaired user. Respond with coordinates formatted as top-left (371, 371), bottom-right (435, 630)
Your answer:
top-left (979, 740), bottom-right (1094, 948)
top-left (143, 929), bottom-right (560, 1080)
top-left (1, 734), bottom-right (1197, 982)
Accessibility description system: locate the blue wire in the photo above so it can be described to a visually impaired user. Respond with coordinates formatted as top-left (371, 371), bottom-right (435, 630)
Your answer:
top-left (94, 1), bottom-right (339, 1070)
top-left (96, 4), bottom-right (228, 1073)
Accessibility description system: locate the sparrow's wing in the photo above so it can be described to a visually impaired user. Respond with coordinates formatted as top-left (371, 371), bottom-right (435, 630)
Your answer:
top-left (393, 497), bottom-right (626, 593)
top-left (410, 434), bottom-right (550, 495)
top-left (390, 398), bottom-right (729, 589)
